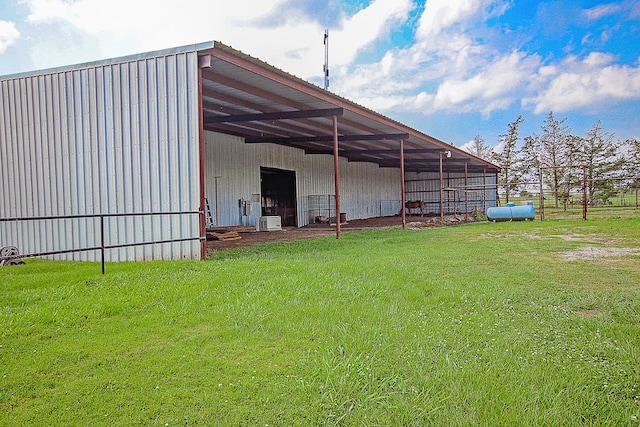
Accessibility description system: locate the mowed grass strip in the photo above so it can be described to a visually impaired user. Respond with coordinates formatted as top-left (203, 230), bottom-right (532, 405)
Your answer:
top-left (1, 218), bottom-right (639, 425)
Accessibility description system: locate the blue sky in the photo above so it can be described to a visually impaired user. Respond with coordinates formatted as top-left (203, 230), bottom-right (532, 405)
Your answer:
top-left (1, 0), bottom-right (639, 150)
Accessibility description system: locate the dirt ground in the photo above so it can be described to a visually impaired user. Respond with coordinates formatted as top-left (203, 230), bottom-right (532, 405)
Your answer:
top-left (206, 214), bottom-right (473, 252)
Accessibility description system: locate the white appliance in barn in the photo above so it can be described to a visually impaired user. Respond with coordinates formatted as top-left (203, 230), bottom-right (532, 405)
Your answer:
top-left (257, 216), bottom-right (282, 232)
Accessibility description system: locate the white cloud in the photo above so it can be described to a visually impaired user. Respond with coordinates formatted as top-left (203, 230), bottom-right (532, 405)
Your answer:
top-left (523, 53), bottom-right (640, 113)
top-left (25, 0), bottom-right (279, 33)
top-left (327, 0), bottom-right (524, 116)
top-left (22, 0), bottom-right (296, 65)
top-left (334, 34), bottom-right (537, 117)
top-left (331, 55), bottom-right (420, 110)
top-left (416, 0), bottom-right (511, 39)
top-left (581, 33), bottom-right (593, 45)
top-left (583, 3), bottom-right (621, 20)
top-left (331, 6), bottom-right (492, 111)
top-left (0, 21), bottom-right (20, 53)
top-left (433, 50), bottom-right (539, 114)
top-left (583, 51), bottom-right (615, 66)
top-left (331, 0), bottom-right (414, 65)
top-left (458, 139), bottom-right (475, 153)
top-left (417, 0), bottom-right (481, 38)
top-left (20, 0), bottom-right (413, 80)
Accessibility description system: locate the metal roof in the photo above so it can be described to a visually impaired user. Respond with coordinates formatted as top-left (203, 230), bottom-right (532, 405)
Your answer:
top-left (200, 41), bottom-right (498, 174)
top-left (1, 40), bottom-right (498, 174)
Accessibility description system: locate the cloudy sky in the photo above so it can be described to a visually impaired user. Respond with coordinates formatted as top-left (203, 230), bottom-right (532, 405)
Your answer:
top-left (1, 0), bottom-right (639, 149)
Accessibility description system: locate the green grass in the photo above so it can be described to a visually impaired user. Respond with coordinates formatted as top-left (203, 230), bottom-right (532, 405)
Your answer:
top-left (2, 218), bottom-right (640, 426)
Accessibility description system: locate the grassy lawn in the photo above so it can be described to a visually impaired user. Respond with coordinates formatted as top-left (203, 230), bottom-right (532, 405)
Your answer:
top-left (1, 217), bottom-right (640, 425)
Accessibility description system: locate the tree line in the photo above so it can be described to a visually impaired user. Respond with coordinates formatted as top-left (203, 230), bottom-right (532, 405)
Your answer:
top-left (467, 112), bottom-right (640, 207)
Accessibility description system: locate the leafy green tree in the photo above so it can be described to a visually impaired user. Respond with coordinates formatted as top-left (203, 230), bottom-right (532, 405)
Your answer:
top-left (492, 115), bottom-right (524, 204)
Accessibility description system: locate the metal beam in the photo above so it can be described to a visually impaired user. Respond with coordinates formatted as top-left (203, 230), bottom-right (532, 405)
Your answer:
top-left (382, 165), bottom-right (489, 173)
top-left (304, 149), bottom-right (334, 155)
top-left (374, 159), bottom-right (471, 166)
top-left (245, 132), bottom-right (409, 144)
top-left (340, 148), bottom-right (443, 155)
top-left (203, 115), bottom-right (318, 139)
top-left (204, 107), bottom-right (344, 124)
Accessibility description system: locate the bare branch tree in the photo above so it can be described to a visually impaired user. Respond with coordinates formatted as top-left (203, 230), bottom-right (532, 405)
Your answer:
top-left (467, 134), bottom-right (493, 161)
top-left (623, 138), bottom-right (640, 187)
top-left (517, 134), bottom-right (541, 186)
top-left (492, 115), bottom-right (524, 204)
top-left (538, 112), bottom-right (571, 208)
top-left (578, 121), bottom-right (623, 205)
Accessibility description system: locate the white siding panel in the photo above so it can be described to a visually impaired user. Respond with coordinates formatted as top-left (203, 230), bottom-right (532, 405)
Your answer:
top-left (0, 51), bottom-right (202, 261)
top-left (204, 131), bottom-right (402, 227)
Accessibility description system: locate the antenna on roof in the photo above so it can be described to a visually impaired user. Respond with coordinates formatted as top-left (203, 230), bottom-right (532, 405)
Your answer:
top-left (323, 29), bottom-right (329, 90)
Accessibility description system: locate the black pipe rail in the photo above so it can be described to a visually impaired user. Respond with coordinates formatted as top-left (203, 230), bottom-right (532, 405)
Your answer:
top-left (0, 211), bottom-right (204, 274)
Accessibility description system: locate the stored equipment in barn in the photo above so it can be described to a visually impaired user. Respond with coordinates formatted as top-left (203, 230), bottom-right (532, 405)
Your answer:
top-left (258, 216), bottom-right (282, 232)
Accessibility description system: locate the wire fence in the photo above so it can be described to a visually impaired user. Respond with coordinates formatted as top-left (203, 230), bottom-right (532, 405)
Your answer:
top-left (538, 186), bottom-right (639, 220)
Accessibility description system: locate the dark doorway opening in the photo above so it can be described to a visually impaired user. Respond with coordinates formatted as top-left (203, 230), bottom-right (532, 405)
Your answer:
top-left (260, 167), bottom-right (297, 226)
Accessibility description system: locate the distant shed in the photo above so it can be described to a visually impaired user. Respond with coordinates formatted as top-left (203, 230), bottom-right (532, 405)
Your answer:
top-left (0, 41), bottom-right (499, 262)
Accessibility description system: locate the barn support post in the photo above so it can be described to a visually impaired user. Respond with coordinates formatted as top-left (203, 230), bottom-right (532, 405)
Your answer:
top-left (494, 170), bottom-right (499, 207)
top-left (439, 152), bottom-right (444, 224)
top-left (100, 216), bottom-right (105, 275)
top-left (464, 161), bottom-right (469, 221)
top-left (482, 168), bottom-right (487, 213)
top-left (400, 139), bottom-right (406, 229)
top-left (333, 115), bottom-right (341, 239)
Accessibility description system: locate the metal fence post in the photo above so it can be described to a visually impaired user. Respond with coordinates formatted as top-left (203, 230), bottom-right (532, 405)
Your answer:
top-left (101, 216), bottom-right (105, 275)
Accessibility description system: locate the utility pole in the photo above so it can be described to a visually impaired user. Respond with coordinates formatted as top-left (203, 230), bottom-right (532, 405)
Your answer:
top-left (323, 29), bottom-right (329, 90)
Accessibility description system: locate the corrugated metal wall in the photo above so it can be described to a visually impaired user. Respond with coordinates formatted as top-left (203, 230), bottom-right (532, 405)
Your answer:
top-left (0, 51), bottom-right (201, 261)
top-left (204, 131), bottom-right (401, 227)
